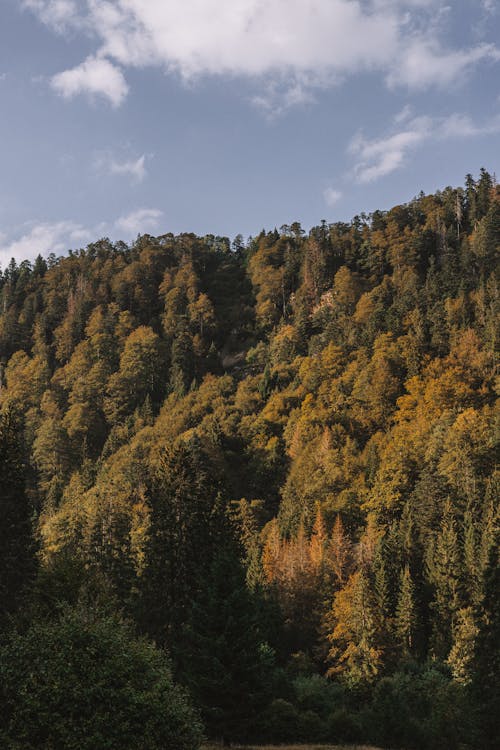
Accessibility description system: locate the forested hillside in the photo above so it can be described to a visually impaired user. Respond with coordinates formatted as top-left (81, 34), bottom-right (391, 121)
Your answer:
top-left (1, 170), bottom-right (499, 749)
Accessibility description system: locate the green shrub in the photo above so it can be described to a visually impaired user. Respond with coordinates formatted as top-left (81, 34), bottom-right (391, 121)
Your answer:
top-left (0, 606), bottom-right (202, 750)
top-left (364, 664), bottom-right (466, 750)
top-left (293, 673), bottom-right (344, 718)
top-left (327, 707), bottom-right (364, 744)
top-left (297, 708), bottom-right (328, 742)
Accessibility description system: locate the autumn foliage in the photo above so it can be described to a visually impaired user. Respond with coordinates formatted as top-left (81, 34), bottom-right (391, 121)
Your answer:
top-left (0, 171), bottom-right (498, 749)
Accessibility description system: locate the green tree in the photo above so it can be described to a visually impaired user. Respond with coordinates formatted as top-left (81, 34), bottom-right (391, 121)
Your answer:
top-left (138, 439), bottom-right (221, 652)
top-left (469, 542), bottom-right (500, 749)
top-left (426, 500), bottom-right (462, 659)
top-left (395, 565), bottom-right (417, 657)
top-left (182, 541), bottom-right (273, 744)
top-left (0, 606), bottom-right (202, 750)
top-left (170, 325), bottom-right (195, 395)
top-left (0, 408), bottom-right (35, 623)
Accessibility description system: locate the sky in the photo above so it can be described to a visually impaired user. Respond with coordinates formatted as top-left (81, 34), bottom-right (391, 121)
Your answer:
top-left (0, 0), bottom-right (499, 267)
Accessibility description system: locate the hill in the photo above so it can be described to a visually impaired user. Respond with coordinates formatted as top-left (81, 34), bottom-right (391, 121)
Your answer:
top-left (0, 170), bottom-right (498, 749)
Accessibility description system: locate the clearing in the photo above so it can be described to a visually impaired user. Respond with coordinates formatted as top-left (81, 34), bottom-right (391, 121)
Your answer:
top-left (203, 745), bottom-right (383, 750)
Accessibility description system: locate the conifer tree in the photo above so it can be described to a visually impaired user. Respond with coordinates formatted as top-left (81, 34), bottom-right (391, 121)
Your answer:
top-left (469, 542), bottom-right (500, 749)
top-left (395, 565), bottom-right (417, 657)
top-left (138, 438), bottom-right (220, 655)
top-left (170, 325), bottom-right (195, 395)
top-left (0, 408), bottom-right (36, 623)
top-left (427, 500), bottom-right (462, 659)
top-left (181, 538), bottom-right (272, 744)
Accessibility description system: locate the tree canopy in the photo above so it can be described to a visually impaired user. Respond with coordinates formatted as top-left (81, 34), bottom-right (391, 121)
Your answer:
top-left (0, 170), bottom-right (498, 749)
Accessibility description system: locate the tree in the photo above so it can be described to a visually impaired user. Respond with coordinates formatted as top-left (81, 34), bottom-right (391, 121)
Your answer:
top-left (170, 325), bottom-right (195, 395)
top-left (327, 570), bottom-right (383, 686)
top-left (426, 501), bottom-right (462, 659)
top-left (33, 391), bottom-right (74, 501)
top-left (104, 326), bottom-right (165, 424)
top-left (328, 514), bottom-right (352, 587)
top-left (395, 565), bottom-right (417, 657)
top-left (182, 541), bottom-right (273, 744)
top-left (0, 606), bottom-right (202, 750)
top-left (469, 542), bottom-right (500, 749)
top-left (138, 439), bottom-right (221, 653)
top-left (0, 408), bottom-right (35, 623)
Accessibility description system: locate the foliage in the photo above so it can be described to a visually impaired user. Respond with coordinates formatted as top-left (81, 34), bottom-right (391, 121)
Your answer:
top-left (0, 606), bottom-right (202, 750)
top-left (0, 407), bottom-right (36, 624)
top-left (0, 171), bottom-right (498, 747)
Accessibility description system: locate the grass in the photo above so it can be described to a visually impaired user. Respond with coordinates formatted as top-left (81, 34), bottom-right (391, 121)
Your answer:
top-left (203, 745), bottom-right (383, 750)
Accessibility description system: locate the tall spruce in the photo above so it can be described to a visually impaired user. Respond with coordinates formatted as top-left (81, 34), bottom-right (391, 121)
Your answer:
top-left (469, 541), bottom-right (500, 749)
top-left (395, 565), bottom-right (417, 658)
top-left (0, 408), bottom-right (35, 623)
top-left (181, 535), bottom-right (272, 744)
top-left (138, 438), bottom-right (221, 657)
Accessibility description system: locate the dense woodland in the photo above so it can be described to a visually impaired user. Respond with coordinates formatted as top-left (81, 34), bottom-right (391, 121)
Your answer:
top-left (0, 170), bottom-right (499, 749)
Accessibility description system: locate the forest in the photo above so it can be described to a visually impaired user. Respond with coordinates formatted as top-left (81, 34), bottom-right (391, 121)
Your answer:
top-left (0, 169), bottom-right (498, 749)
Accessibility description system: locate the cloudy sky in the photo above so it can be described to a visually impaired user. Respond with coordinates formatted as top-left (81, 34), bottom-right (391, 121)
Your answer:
top-left (1, 0), bottom-right (499, 266)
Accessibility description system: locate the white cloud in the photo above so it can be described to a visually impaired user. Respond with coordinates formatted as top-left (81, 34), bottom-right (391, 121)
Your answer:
top-left (114, 208), bottom-right (163, 236)
top-left (51, 55), bottom-right (128, 107)
top-left (251, 73), bottom-right (322, 118)
top-left (1, 207), bottom-right (163, 265)
top-left (350, 111), bottom-right (500, 183)
top-left (350, 118), bottom-right (430, 183)
top-left (387, 40), bottom-right (500, 89)
top-left (0, 221), bottom-right (92, 267)
top-left (481, 0), bottom-right (496, 14)
top-left (439, 112), bottom-right (500, 138)
top-left (82, 1), bottom-right (400, 78)
top-left (323, 188), bottom-right (343, 207)
top-left (394, 104), bottom-right (413, 124)
top-left (94, 152), bottom-right (148, 182)
top-left (24, 0), bottom-right (78, 32)
top-left (26, 0), bottom-right (499, 110)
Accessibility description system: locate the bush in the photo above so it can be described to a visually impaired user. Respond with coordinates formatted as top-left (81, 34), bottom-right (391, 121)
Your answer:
top-left (0, 606), bottom-right (202, 750)
top-left (364, 663), bottom-right (466, 750)
top-left (327, 707), bottom-right (364, 744)
top-left (259, 698), bottom-right (302, 742)
top-left (293, 673), bottom-right (344, 717)
top-left (259, 697), bottom-right (328, 744)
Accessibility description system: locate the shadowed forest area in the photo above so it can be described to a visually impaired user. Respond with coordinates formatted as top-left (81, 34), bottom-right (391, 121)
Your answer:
top-left (0, 170), bottom-right (499, 749)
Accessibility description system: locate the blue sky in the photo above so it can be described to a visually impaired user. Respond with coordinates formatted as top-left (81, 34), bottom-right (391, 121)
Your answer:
top-left (1, 0), bottom-right (499, 266)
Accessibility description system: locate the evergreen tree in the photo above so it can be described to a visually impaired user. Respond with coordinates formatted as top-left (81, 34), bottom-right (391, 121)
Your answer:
top-left (476, 167), bottom-right (493, 220)
top-left (182, 539), bottom-right (273, 744)
top-left (469, 542), bottom-right (500, 749)
top-left (0, 408), bottom-right (36, 623)
top-left (427, 501), bottom-right (462, 659)
top-left (396, 565), bottom-right (417, 658)
top-left (170, 325), bottom-right (195, 395)
top-left (138, 439), bottom-right (221, 656)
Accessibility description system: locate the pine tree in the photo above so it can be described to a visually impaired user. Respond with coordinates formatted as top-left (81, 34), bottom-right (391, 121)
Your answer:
top-left (395, 565), bottom-right (417, 657)
top-left (447, 606), bottom-right (478, 685)
top-left (181, 539), bottom-right (272, 744)
top-left (170, 325), bottom-right (195, 395)
top-left (469, 542), bottom-right (500, 749)
top-left (137, 439), bottom-right (220, 655)
top-left (0, 408), bottom-right (36, 623)
top-left (427, 500), bottom-right (462, 659)
top-left (476, 167), bottom-right (493, 220)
